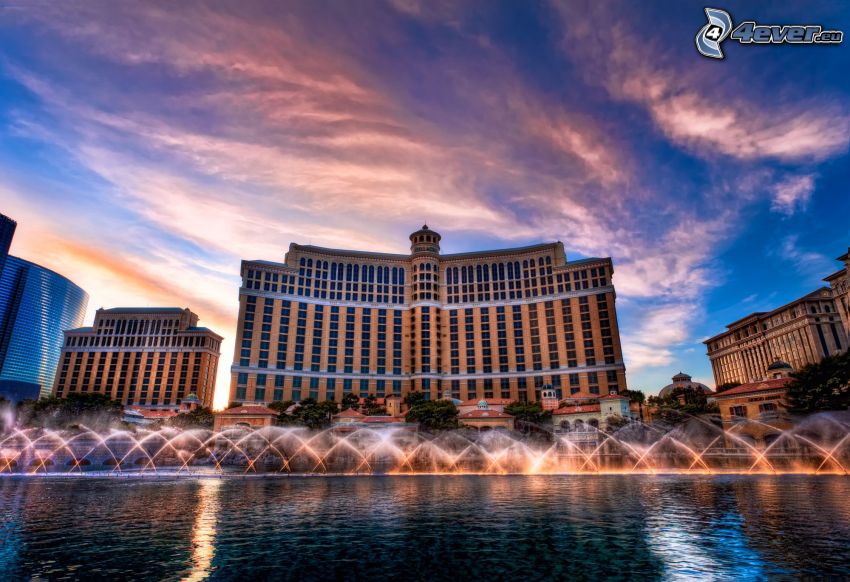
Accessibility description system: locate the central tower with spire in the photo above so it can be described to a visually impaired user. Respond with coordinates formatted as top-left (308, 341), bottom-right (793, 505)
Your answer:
top-left (409, 224), bottom-right (441, 255)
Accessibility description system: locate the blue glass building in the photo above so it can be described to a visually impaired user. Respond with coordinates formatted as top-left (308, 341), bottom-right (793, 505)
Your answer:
top-left (0, 222), bottom-right (89, 400)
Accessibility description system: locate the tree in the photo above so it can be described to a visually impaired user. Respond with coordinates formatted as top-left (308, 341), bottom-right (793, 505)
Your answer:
top-left (405, 400), bottom-right (459, 431)
top-left (169, 407), bottom-right (214, 429)
top-left (361, 394), bottom-right (388, 416)
top-left (16, 393), bottom-right (123, 430)
top-left (403, 391), bottom-right (426, 408)
top-left (621, 389), bottom-right (645, 405)
top-left (787, 351), bottom-right (850, 413)
top-left (716, 382), bottom-right (742, 394)
top-left (504, 401), bottom-right (551, 427)
top-left (268, 400), bottom-right (295, 415)
top-left (274, 399), bottom-right (339, 429)
top-left (605, 415), bottom-right (630, 431)
top-left (296, 399), bottom-right (339, 429)
top-left (341, 392), bottom-right (360, 411)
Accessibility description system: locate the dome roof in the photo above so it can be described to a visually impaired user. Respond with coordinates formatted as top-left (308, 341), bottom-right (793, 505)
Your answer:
top-left (659, 380), bottom-right (712, 398)
top-left (671, 372), bottom-right (692, 382)
top-left (767, 360), bottom-right (793, 371)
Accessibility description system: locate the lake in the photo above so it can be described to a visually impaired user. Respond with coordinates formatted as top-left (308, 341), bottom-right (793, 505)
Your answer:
top-left (2, 475), bottom-right (849, 580)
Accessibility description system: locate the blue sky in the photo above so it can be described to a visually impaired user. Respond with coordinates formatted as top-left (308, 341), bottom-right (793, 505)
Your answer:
top-left (1, 0), bottom-right (849, 406)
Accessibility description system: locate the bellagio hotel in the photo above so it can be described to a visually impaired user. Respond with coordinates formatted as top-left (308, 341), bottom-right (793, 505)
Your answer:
top-left (229, 226), bottom-right (627, 405)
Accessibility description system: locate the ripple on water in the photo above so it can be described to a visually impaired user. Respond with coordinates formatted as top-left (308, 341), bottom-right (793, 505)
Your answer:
top-left (1, 475), bottom-right (850, 581)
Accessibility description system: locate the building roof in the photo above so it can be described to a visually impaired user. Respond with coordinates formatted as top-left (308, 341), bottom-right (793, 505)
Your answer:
top-left (459, 398), bottom-right (513, 406)
top-left (767, 360), bottom-right (792, 371)
top-left (98, 307), bottom-right (189, 314)
top-left (553, 404), bottom-right (601, 415)
top-left (125, 407), bottom-right (179, 419)
top-left (705, 287), bottom-right (834, 343)
top-left (713, 377), bottom-right (792, 399)
top-left (598, 393), bottom-right (627, 400)
top-left (334, 408), bottom-right (365, 418)
top-left (358, 397), bottom-right (386, 405)
top-left (459, 409), bottom-right (513, 419)
top-left (659, 379), bottom-right (713, 398)
top-left (217, 405), bottom-right (278, 416)
top-left (361, 416), bottom-right (406, 423)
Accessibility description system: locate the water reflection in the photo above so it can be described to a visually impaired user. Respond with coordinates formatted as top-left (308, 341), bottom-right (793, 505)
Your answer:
top-left (185, 479), bottom-right (221, 581)
top-left (1, 476), bottom-right (849, 580)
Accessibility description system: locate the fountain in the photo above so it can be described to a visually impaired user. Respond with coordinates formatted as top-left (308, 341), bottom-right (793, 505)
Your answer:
top-left (2, 412), bottom-right (849, 476)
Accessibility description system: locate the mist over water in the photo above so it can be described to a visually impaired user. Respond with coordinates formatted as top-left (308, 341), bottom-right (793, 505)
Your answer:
top-left (2, 475), bottom-right (850, 580)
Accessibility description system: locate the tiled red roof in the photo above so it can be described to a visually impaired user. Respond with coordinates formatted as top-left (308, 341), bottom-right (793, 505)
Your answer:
top-left (553, 404), bottom-right (601, 415)
top-left (361, 416), bottom-right (406, 423)
top-left (598, 393), bottom-right (627, 400)
top-left (217, 405), bottom-right (278, 416)
top-left (125, 407), bottom-right (178, 419)
top-left (459, 398), bottom-right (513, 406)
top-left (459, 409), bottom-right (513, 419)
top-left (334, 408), bottom-right (365, 418)
top-left (713, 377), bottom-right (791, 398)
top-left (358, 397), bottom-right (386, 405)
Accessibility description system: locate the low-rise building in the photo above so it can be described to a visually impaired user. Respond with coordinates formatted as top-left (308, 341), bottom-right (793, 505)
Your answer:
top-left (457, 398), bottom-right (512, 416)
top-left (458, 400), bottom-right (515, 430)
top-left (330, 408), bottom-right (413, 430)
top-left (213, 405), bottom-right (278, 432)
top-left (553, 392), bottom-right (632, 432)
top-left (123, 393), bottom-right (202, 426)
top-left (714, 360), bottom-right (794, 448)
top-left (658, 372), bottom-right (713, 400)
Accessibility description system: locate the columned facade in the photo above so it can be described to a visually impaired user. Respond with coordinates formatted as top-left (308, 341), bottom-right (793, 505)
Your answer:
top-left (825, 247), bottom-right (850, 335)
top-left (54, 307), bottom-right (222, 408)
top-left (230, 226), bottom-right (627, 405)
top-left (705, 288), bottom-right (848, 386)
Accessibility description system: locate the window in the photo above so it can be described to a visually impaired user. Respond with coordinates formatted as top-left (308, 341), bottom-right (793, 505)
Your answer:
top-left (730, 405), bottom-right (747, 418)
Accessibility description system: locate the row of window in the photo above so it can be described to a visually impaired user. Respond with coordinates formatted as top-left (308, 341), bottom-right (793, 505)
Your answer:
top-left (243, 258), bottom-right (610, 306)
top-left (233, 370), bottom-right (622, 403)
top-left (57, 350), bottom-right (214, 405)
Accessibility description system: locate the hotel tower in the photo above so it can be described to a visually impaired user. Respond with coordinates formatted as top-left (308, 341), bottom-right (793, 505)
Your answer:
top-left (54, 307), bottom-right (222, 408)
top-left (230, 226), bottom-right (627, 405)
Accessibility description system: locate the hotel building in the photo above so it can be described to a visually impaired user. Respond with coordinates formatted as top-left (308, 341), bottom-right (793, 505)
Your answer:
top-left (54, 307), bottom-right (222, 408)
top-left (824, 247), bottom-right (850, 334)
top-left (229, 226), bottom-right (627, 405)
top-left (0, 213), bottom-right (89, 401)
top-left (705, 288), bottom-right (848, 386)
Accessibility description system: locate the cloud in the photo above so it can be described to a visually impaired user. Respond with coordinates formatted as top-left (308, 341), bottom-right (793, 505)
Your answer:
top-left (770, 174), bottom-right (816, 216)
top-left (775, 234), bottom-right (833, 280)
top-left (552, 1), bottom-right (850, 163)
top-left (621, 303), bottom-right (698, 372)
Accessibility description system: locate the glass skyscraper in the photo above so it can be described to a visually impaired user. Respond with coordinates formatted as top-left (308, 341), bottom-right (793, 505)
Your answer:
top-left (0, 215), bottom-right (89, 400)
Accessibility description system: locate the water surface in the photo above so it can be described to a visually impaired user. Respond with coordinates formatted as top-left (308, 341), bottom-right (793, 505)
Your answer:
top-left (2, 475), bottom-right (849, 580)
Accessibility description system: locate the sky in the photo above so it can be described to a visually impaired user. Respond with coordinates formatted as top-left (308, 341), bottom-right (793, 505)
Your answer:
top-left (1, 1), bottom-right (849, 408)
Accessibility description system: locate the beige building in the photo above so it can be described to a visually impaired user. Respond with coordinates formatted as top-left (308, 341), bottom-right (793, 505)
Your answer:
top-left (553, 392), bottom-right (632, 431)
top-left (824, 247), bottom-right (850, 334)
top-left (458, 400), bottom-right (516, 430)
top-left (213, 405), bottom-right (278, 432)
top-left (230, 226), bottom-right (627, 406)
top-left (705, 288), bottom-right (848, 386)
top-left (54, 307), bottom-right (222, 408)
top-left (713, 361), bottom-right (795, 448)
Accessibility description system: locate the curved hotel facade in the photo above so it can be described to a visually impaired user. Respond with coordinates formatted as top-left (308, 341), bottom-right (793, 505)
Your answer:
top-left (230, 226), bottom-right (627, 405)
